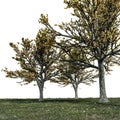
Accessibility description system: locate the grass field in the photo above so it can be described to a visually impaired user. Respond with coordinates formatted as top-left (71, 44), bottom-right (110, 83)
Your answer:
top-left (0, 98), bottom-right (120, 120)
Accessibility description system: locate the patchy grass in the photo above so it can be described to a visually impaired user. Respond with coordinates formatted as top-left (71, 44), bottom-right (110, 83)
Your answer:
top-left (0, 98), bottom-right (120, 120)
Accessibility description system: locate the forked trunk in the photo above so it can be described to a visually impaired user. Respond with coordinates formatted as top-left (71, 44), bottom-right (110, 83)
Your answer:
top-left (37, 81), bottom-right (44, 102)
top-left (98, 60), bottom-right (109, 103)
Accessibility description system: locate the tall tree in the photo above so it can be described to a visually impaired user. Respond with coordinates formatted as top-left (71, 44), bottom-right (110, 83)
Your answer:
top-left (39, 0), bottom-right (120, 102)
top-left (3, 28), bottom-right (58, 101)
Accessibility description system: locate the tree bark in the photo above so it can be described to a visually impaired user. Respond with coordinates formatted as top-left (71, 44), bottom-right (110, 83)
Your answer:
top-left (37, 81), bottom-right (44, 102)
top-left (73, 85), bottom-right (78, 99)
top-left (98, 60), bottom-right (109, 103)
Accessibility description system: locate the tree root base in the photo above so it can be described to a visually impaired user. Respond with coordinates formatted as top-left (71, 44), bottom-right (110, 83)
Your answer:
top-left (99, 98), bottom-right (110, 103)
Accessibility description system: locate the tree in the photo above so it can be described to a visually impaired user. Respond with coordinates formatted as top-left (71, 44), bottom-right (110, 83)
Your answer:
top-left (54, 47), bottom-right (96, 99)
top-left (3, 28), bottom-right (58, 101)
top-left (39, 0), bottom-right (120, 102)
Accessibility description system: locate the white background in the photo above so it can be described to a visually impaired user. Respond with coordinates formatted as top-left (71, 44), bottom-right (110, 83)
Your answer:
top-left (0, 0), bottom-right (120, 99)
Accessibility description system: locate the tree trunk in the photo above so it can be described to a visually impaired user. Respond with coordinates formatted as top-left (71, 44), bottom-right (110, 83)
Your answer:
top-left (73, 85), bottom-right (78, 99)
top-left (98, 60), bottom-right (109, 103)
top-left (37, 81), bottom-right (44, 102)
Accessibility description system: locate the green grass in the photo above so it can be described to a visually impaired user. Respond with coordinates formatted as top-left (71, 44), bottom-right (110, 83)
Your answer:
top-left (0, 98), bottom-right (120, 120)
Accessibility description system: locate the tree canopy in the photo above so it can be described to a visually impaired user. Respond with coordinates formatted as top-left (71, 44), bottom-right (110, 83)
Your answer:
top-left (53, 46), bottom-right (97, 99)
top-left (40, 0), bottom-right (120, 102)
top-left (3, 28), bottom-right (58, 101)
top-left (2, 0), bottom-right (120, 102)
